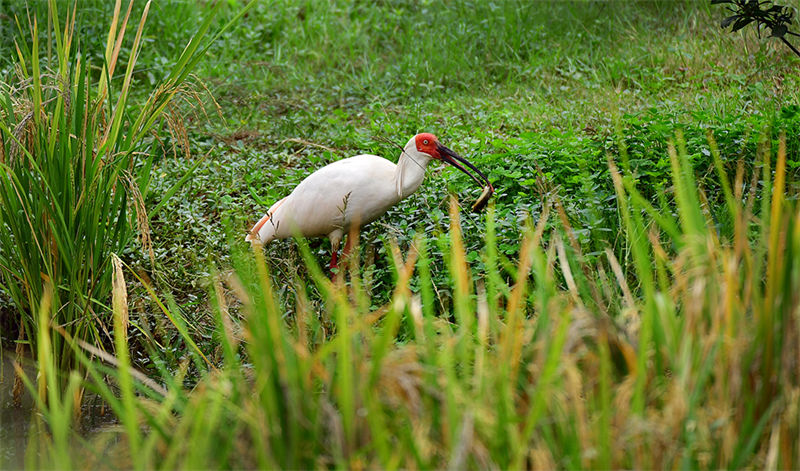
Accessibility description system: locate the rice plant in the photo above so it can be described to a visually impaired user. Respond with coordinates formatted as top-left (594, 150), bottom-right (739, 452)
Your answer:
top-left (16, 131), bottom-right (799, 469)
top-left (0, 0), bottom-right (249, 396)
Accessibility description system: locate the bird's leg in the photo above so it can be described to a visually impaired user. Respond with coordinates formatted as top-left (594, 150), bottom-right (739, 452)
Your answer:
top-left (329, 236), bottom-right (341, 277)
top-left (331, 232), bottom-right (356, 282)
top-left (342, 235), bottom-right (354, 263)
top-left (329, 249), bottom-right (339, 272)
top-left (341, 222), bottom-right (360, 271)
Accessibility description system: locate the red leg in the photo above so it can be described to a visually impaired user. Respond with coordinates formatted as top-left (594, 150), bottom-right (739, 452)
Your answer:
top-left (342, 236), bottom-right (354, 261)
top-left (329, 233), bottom-right (343, 279)
top-left (329, 249), bottom-right (338, 271)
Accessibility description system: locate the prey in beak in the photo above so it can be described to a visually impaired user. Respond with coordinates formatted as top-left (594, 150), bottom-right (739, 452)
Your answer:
top-left (436, 143), bottom-right (495, 212)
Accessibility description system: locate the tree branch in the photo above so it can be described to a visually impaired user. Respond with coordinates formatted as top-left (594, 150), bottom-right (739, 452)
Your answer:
top-left (779, 36), bottom-right (800, 58)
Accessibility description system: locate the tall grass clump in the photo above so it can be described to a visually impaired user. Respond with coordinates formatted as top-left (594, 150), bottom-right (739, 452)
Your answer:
top-left (0, 0), bottom-right (249, 392)
top-left (22, 131), bottom-right (799, 468)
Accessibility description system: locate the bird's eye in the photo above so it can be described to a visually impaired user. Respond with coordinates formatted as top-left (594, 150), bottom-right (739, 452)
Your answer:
top-left (423, 139), bottom-right (429, 145)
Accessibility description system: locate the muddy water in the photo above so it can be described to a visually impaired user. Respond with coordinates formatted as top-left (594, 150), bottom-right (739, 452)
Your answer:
top-left (1, 351), bottom-right (36, 469)
top-left (0, 352), bottom-right (119, 469)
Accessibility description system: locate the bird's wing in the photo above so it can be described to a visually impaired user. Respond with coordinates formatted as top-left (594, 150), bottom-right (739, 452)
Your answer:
top-left (277, 155), bottom-right (398, 237)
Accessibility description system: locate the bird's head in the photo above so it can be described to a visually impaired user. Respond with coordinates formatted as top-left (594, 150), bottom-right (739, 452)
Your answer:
top-left (407, 133), bottom-right (494, 206)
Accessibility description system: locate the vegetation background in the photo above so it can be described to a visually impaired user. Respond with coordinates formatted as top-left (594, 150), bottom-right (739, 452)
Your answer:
top-left (1, 0), bottom-right (799, 304)
top-left (1, 0), bottom-right (800, 469)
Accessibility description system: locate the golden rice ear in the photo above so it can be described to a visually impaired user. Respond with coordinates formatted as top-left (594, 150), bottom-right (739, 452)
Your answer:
top-left (123, 172), bottom-right (154, 266)
top-left (471, 184), bottom-right (493, 212)
top-left (111, 253), bottom-right (129, 336)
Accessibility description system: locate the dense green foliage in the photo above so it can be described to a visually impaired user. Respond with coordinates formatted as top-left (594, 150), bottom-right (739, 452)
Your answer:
top-left (21, 136), bottom-right (800, 468)
top-left (0, 0), bottom-right (248, 389)
top-left (135, 0), bottom-right (800, 317)
top-left (4, 1), bottom-right (799, 306)
top-left (2, 0), bottom-right (800, 469)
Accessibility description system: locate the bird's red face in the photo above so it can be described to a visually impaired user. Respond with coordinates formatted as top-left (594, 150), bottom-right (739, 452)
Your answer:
top-left (415, 133), bottom-right (441, 159)
top-left (414, 132), bottom-right (493, 193)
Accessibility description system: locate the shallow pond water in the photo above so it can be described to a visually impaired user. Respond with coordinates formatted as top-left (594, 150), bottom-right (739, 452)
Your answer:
top-left (1, 351), bottom-right (36, 469)
top-left (1, 351), bottom-right (119, 469)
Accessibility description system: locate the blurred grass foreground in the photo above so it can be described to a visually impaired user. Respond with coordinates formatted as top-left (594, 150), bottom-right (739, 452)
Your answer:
top-left (1, 0), bottom-right (800, 469)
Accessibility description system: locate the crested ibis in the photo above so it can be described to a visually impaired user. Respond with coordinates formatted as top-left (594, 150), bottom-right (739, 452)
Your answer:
top-left (245, 133), bottom-right (493, 270)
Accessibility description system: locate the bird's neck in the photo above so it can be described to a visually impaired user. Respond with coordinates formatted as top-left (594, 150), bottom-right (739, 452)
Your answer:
top-left (395, 149), bottom-right (430, 199)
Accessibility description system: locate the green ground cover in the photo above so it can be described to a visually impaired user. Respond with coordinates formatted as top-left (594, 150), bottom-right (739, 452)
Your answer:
top-left (136, 0), bottom-right (800, 313)
top-left (2, 0), bottom-right (800, 468)
top-left (3, 0), bottom-right (799, 301)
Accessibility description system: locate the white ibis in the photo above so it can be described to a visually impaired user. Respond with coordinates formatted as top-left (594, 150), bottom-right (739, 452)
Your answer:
top-left (246, 133), bottom-right (493, 270)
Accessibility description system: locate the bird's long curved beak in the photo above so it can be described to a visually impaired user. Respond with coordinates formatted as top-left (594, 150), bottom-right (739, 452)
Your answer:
top-left (437, 143), bottom-right (493, 191)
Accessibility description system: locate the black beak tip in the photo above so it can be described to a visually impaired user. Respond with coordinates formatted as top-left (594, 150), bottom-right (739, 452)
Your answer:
top-left (436, 140), bottom-right (494, 211)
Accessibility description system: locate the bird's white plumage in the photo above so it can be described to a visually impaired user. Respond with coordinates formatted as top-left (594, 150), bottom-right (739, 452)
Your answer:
top-left (246, 136), bottom-right (433, 251)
